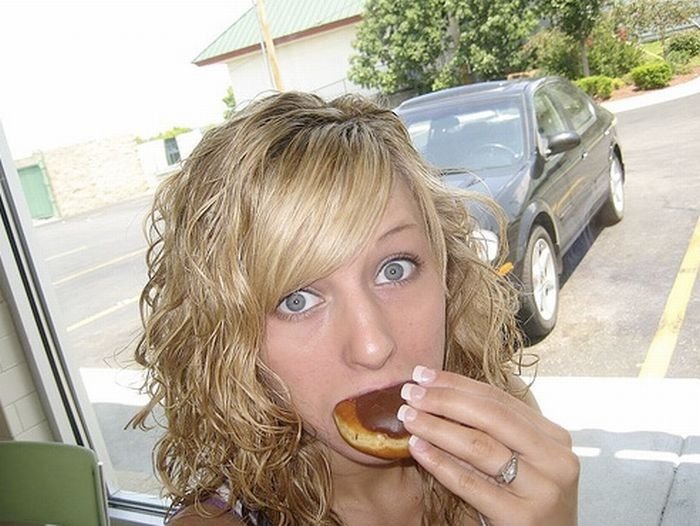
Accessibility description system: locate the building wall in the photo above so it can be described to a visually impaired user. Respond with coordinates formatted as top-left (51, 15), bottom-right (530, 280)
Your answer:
top-left (40, 135), bottom-right (149, 217)
top-left (226, 23), bottom-right (371, 105)
top-left (0, 289), bottom-right (53, 441)
top-left (136, 129), bottom-right (204, 187)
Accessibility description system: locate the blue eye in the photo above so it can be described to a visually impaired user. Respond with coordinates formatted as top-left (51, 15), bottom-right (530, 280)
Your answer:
top-left (276, 290), bottom-right (322, 316)
top-left (376, 258), bottom-right (416, 284)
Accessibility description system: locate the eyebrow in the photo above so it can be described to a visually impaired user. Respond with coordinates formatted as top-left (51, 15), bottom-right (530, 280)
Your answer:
top-left (377, 222), bottom-right (420, 243)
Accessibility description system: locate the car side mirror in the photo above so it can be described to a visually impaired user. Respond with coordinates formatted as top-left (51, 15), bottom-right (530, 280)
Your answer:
top-left (546, 131), bottom-right (581, 156)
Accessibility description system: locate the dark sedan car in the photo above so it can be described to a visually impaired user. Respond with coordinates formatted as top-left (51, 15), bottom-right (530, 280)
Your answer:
top-left (396, 76), bottom-right (625, 340)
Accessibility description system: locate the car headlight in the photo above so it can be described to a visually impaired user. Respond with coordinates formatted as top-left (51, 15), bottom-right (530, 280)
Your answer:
top-left (471, 229), bottom-right (499, 263)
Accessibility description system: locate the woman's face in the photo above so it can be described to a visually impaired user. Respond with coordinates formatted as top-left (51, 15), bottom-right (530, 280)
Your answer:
top-left (261, 180), bottom-right (446, 464)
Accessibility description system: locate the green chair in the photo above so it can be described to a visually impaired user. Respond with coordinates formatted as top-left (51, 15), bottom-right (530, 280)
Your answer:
top-left (0, 440), bottom-right (109, 525)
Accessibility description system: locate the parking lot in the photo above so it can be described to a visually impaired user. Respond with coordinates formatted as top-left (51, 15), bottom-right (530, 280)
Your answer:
top-left (28, 83), bottom-right (700, 520)
top-left (533, 87), bottom-right (700, 379)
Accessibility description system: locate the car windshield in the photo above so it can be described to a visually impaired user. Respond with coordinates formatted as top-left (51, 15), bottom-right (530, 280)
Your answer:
top-left (403, 98), bottom-right (525, 171)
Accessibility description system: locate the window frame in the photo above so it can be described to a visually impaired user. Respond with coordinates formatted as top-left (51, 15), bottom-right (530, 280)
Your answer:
top-left (0, 122), bottom-right (168, 525)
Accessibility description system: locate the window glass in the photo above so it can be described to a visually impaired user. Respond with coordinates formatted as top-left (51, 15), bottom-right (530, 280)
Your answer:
top-left (164, 138), bottom-right (181, 166)
top-left (0, 0), bottom-right (251, 511)
top-left (534, 91), bottom-right (567, 137)
top-left (402, 99), bottom-right (526, 171)
top-left (547, 82), bottom-right (595, 133)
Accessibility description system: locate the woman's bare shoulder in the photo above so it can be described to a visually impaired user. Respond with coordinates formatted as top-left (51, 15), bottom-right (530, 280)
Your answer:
top-left (166, 503), bottom-right (246, 526)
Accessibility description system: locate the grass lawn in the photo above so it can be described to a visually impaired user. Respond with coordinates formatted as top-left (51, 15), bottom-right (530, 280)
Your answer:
top-left (640, 37), bottom-right (700, 68)
top-left (641, 40), bottom-right (664, 61)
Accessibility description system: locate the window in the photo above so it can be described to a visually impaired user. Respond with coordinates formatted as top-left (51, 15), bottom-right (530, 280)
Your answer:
top-left (403, 99), bottom-right (526, 171)
top-left (0, 2), bottom-right (254, 523)
top-left (547, 82), bottom-right (595, 133)
top-left (534, 90), bottom-right (567, 137)
top-left (0, 128), bottom-right (167, 523)
top-left (164, 137), bottom-right (181, 166)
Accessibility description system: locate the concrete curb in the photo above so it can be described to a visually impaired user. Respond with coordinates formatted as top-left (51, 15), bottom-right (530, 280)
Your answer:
top-left (601, 75), bottom-right (700, 113)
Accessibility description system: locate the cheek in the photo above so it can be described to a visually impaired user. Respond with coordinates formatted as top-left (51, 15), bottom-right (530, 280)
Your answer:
top-left (261, 321), bottom-right (337, 424)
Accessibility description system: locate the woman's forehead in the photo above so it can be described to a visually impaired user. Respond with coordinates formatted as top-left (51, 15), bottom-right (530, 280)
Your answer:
top-left (374, 181), bottom-right (425, 237)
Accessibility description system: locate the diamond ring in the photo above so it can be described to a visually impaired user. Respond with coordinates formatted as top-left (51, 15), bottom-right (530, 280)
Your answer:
top-left (495, 452), bottom-right (518, 485)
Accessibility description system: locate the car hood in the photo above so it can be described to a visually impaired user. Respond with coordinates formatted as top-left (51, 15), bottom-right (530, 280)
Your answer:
top-left (441, 162), bottom-right (528, 204)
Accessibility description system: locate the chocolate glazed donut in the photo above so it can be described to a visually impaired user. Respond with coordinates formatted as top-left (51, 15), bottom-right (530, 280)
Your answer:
top-left (333, 383), bottom-right (411, 459)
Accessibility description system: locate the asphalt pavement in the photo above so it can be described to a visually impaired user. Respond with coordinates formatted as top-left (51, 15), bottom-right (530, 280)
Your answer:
top-left (534, 76), bottom-right (700, 526)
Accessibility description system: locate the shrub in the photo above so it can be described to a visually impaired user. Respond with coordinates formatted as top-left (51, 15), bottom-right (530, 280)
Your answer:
top-left (665, 49), bottom-right (692, 74)
top-left (575, 75), bottom-right (615, 99)
top-left (587, 15), bottom-right (644, 78)
top-left (666, 31), bottom-right (700, 57)
top-left (520, 29), bottom-right (580, 78)
top-left (629, 61), bottom-right (673, 89)
top-left (612, 77), bottom-right (626, 90)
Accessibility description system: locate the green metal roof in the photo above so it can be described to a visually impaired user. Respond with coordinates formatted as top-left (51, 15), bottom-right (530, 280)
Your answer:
top-left (194, 0), bottom-right (364, 65)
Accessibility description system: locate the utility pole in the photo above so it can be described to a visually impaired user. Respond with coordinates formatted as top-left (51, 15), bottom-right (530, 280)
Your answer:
top-left (254, 0), bottom-right (284, 91)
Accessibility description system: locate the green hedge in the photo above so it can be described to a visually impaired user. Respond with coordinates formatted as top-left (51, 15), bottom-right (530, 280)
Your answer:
top-left (574, 75), bottom-right (615, 99)
top-left (629, 62), bottom-right (673, 90)
top-left (667, 31), bottom-right (700, 57)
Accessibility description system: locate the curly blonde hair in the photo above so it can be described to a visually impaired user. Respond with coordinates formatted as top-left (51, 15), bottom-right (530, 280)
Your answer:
top-left (132, 92), bottom-right (524, 525)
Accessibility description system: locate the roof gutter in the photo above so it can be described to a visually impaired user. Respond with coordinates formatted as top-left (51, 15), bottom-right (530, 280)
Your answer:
top-left (194, 14), bottom-right (362, 67)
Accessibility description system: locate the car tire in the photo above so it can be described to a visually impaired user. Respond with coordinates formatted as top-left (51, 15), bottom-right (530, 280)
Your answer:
top-left (519, 225), bottom-right (559, 340)
top-left (598, 154), bottom-right (624, 226)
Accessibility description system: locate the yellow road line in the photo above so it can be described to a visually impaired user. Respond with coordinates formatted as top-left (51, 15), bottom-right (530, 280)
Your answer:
top-left (52, 247), bottom-right (146, 286)
top-left (66, 296), bottom-right (139, 333)
top-left (46, 245), bottom-right (87, 261)
top-left (639, 216), bottom-right (700, 378)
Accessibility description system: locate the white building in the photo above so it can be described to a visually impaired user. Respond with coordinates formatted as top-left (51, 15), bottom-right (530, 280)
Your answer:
top-left (193, 0), bottom-right (372, 106)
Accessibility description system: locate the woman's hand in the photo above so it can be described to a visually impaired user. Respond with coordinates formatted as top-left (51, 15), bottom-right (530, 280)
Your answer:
top-left (397, 366), bottom-right (579, 526)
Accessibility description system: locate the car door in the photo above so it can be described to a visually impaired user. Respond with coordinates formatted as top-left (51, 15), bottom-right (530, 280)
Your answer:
top-left (546, 81), bottom-right (609, 243)
top-left (532, 87), bottom-right (585, 248)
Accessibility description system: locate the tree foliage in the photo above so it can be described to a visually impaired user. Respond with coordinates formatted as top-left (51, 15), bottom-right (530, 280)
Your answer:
top-left (223, 87), bottom-right (237, 120)
top-left (620, 0), bottom-right (700, 44)
top-left (434, 0), bottom-right (537, 89)
top-left (348, 0), bottom-right (536, 95)
top-left (349, 0), bottom-right (449, 94)
top-left (587, 12), bottom-right (644, 77)
top-left (537, 0), bottom-right (604, 76)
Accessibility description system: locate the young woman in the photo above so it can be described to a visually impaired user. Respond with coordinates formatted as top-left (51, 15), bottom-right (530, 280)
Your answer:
top-left (132, 92), bottom-right (579, 525)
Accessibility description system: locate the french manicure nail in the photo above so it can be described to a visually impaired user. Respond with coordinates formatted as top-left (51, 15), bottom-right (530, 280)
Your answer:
top-left (412, 365), bottom-right (436, 384)
top-left (409, 435), bottom-right (428, 452)
top-left (397, 404), bottom-right (417, 423)
top-left (401, 383), bottom-right (426, 401)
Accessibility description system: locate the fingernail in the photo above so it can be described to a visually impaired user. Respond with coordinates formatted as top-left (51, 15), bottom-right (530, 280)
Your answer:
top-left (401, 383), bottom-right (426, 402)
top-left (397, 404), bottom-right (417, 423)
top-left (409, 435), bottom-right (428, 452)
top-left (412, 365), bottom-right (436, 384)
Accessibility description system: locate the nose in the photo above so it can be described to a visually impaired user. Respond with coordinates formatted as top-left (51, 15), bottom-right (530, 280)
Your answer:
top-left (339, 287), bottom-right (395, 370)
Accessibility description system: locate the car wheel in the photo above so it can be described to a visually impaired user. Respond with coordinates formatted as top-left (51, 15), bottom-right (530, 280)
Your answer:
top-left (598, 154), bottom-right (624, 225)
top-left (520, 225), bottom-right (559, 340)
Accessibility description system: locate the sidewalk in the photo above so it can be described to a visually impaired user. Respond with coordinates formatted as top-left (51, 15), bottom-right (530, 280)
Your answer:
top-left (601, 75), bottom-right (700, 113)
top-left (533, 378), bottom-right (700, 526)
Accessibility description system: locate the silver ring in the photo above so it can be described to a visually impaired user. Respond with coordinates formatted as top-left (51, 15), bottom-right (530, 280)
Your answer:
top-left (495, 452), bottom-right (518, 485)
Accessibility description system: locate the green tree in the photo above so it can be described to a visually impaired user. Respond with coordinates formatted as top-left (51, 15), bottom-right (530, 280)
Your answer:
top-left (587, 13), bottom-right (644, 77)
top-left (223, 87), bottom-right (237, 120)
top-left (348, 0), bottom-right (537, 95)
top-left (537, 0), bottom-right (604, 76)
top-left (621, 0), bottom-right (700, 47)
top-left (349, 0), bottom-right (449, 94)
top-left (520, 28), bottom-right (581, 78)
top-left (435, 0), bottom-right (537, 89)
